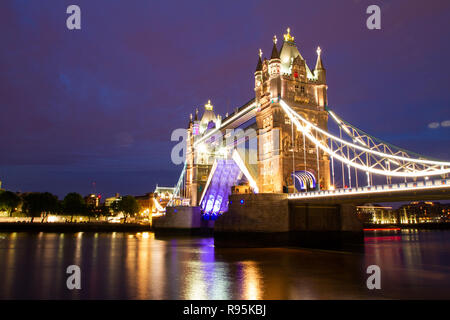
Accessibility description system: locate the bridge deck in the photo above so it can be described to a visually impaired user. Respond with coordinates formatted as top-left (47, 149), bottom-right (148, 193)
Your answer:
top-left (288, 178), bottom-right (450, 204)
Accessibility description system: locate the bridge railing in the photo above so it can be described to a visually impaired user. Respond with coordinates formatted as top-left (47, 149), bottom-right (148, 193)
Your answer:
top-left (289, 178), bottom-right (450, 199)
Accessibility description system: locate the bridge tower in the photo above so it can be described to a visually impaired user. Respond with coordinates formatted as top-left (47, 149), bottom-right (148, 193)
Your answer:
top-left (255, 28), bottom-right (331, 193)
top-left (185, 101), bottom-right (222, 206)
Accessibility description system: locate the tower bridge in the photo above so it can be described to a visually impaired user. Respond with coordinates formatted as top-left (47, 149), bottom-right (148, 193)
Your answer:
top-left (156, 28), bottom-right (450, 248)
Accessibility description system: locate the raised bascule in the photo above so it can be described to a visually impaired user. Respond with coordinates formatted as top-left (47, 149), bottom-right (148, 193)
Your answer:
top-left (155, 28), bottom-right (450, 249)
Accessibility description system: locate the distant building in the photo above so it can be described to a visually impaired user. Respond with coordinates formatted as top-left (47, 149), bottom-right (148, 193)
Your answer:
top-left (356, 205), bottom-right (397, 225)
top-left (154, 186), bottom-right (175, 199)
top-left (135, 193), bottom-right (154, 215)
top-left (154, 186), bottom-right (175, 207)
top-left (105, 193), bottom-right (121, 207)
top-left (85, 194), bottom-right (101, 208)
top-left (397, 201), bottom-right (450, 224)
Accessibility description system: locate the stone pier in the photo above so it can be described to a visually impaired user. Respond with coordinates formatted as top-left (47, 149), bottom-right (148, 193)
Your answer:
top-left (214, 193), bottom-right (364, 250)
top-left (153, 206), bottom-right (213, 235)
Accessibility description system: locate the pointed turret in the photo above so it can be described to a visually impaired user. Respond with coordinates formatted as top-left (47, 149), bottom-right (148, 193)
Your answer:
top-left (315, 46), bottom-right (325, 71)
top-left (268, 36), bottom-right (281, 98)
top-left (270, 36), bottom-right (279, 59)
top-left (314, 46), bottom-right (326, 83)
top-left (200, 100), bottom-right (219, 133)
top-left (279, 28), bottom-right (314, 78)
top-left (269, 36), bottom-right (281, 76)
top-left (313, 46), bottom-right (327, 106)
top-left (255, 49), bottom-right (264, 101)
top-left (283, 27), bottom-right (295, 43)
top-left (255, 49), bottom-right (263, 72)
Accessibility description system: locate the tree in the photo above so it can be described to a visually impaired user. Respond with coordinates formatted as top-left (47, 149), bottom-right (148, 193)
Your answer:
top-left (100, 204), bottom-right (112, 217)
top-left (40, 192), bottom-right (60, 222)
top-left (0, 191), bottom-right (21, 217)
top-left (86, 205), bottom-right (103, 222)
top-left (22, 192), bottom-right (59, 222)
top-left (110, 200), bottom-right (120, 214)
top-left (117, 196), bottom-right (140, 223)
top-left (62, 193), bottom-right (87, 222)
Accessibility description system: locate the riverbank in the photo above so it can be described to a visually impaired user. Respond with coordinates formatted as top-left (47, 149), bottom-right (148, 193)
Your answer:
top-left (0, 222), bottom-right (152, 232)
top-left (1, 221), bottom-right (449, 234)
top-left (364, 222), bottom-right (450, 230)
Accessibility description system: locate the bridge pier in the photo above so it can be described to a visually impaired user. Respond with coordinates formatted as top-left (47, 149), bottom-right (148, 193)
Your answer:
top-left (214, 193), bottom-right (290, 247)
top-left (288, 203), bottom-right (364, 251)
top-left (153, 206), bottom-right (213, 235)
top-left (214, 194), bottom-right (364, 250)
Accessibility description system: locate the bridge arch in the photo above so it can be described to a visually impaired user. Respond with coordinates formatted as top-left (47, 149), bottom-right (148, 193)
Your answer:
top-left (292, 170), bottom-right (317, 192)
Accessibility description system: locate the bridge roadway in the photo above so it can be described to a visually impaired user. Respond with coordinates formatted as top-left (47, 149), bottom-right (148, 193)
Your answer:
top-left (288, 178), bottom-right (450, 204)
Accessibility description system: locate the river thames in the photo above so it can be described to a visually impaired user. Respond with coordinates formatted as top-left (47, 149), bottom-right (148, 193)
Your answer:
top-left (0, 230), bottom-right (449, 299)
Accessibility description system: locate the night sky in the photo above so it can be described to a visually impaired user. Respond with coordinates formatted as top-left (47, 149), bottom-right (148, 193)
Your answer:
top-left (1, 0), bottom-right (450, 199)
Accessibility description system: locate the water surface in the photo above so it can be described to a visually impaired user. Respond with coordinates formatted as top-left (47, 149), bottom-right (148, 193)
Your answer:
top-left (0, 230), bottom-right (449, 299)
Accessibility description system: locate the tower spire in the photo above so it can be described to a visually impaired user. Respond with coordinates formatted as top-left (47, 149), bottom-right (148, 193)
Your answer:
top-left (314, 46), bottom-right (326, 85)
top-left (270, 35), bottom-right (279, 59)
top-left (283, 27), bottom-right (295, 42)
top-left (315, 46), bottom-right (325, 70)
top-left (255, 49), bottom-right (263, 72)
top-left (205, 100), bottom-right (213, 111)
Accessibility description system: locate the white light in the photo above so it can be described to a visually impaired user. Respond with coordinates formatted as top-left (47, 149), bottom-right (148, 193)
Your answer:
top-left (47, 215), bottom-right (59, 223)
top-left (194, 102), bottom-right (257, 147)
top-left (280, 99), bottom-right (450, 177)
top-left (198, 143), bottom-right (208, 154)
top-left (199, 160), bottom-right (219, 205)
top-left (326, 107), bottom-right (450, 167)
top-left (389, 159), bottom-right (400, 166)
top-left (219, 147), bottom-right (228, 156)
top-left (152, 198), bottom-right (165, 214)
top-left (289, 178), bottom-right (450, 200)
top-left (232, 150), bottom-right (259, 193)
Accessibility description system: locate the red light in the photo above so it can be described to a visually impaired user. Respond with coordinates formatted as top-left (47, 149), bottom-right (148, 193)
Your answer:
top-left (364, 228), bottom-right (401, 231)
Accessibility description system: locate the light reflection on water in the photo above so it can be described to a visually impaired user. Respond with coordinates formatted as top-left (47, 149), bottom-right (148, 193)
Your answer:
top-left (0, 230), bottom-right (449, 299)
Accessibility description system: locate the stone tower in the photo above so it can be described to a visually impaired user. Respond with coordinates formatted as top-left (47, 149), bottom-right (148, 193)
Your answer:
top-left (255, 28), bottom-right (331, 193)
top-left (185, 100), bottom-right (222, 206)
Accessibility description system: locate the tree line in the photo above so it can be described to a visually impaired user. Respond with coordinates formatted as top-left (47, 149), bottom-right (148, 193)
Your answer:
top-left (0, 191), bottom-right (141, 223)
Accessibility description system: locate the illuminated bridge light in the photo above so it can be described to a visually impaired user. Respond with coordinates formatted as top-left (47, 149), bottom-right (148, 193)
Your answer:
top-left (199, 159), bottom-right (242, 218)
top-left (170, 92), bottom-right (450, 205)
top-left (280, 99), bottom-right (450, 178)
top-left (288, 178), bottom-right (450, 200)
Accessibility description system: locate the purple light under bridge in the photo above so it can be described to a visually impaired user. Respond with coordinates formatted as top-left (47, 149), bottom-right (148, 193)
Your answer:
top-left (200, 159), bottom-right (243, 220)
